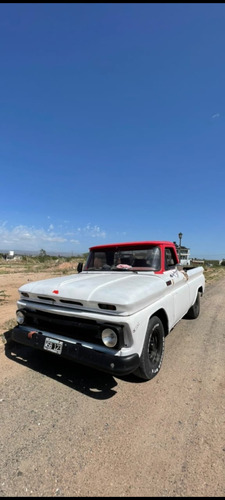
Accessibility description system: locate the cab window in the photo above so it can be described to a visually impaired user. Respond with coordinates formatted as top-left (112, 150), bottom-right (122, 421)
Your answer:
top-left (165, 248), bottom-right (176, 270)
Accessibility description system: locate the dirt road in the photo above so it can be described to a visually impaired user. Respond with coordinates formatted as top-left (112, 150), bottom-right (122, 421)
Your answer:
top-left (0, 273), bottom-right (225, 497)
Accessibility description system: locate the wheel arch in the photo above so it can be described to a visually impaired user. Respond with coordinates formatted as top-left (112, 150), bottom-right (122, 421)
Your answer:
top-left (149, 308), bottom-right (169, 336)
top-left (191, 286), bottom-right (203, 306)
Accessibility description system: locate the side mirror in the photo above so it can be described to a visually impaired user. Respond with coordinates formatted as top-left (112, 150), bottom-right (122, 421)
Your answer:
top-left (77, 262), bottom-right (83, 273)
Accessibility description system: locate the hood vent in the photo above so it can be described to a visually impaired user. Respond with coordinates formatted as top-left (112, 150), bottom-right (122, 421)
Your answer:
top-left (98, 303), bottom-right (116, 311)
top-left (59, 299), bottom-right (83, 306)
top-left (37, 296), bottom-right (56, 303)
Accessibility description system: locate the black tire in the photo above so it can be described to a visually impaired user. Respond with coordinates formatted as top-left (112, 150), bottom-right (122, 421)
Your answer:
top-left (134, 316), bottom-right (165, 381)
top-left (184, 291), bottom-right (200, 319)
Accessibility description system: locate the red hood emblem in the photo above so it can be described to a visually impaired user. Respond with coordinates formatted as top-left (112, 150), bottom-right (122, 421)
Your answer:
top-left (52, 290), bottom-right (59, 294)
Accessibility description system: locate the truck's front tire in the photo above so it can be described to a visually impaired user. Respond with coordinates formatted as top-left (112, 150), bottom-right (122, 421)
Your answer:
top-left (134, 316), bottom-right (165, 381)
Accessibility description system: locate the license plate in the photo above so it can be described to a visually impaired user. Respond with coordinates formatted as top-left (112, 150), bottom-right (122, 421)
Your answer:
top-left (44, 337), bottom-right (63, 355)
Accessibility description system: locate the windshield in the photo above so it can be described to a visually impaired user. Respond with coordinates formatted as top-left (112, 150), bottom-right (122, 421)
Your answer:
top-left (84, 246), bottom-right (161, 272)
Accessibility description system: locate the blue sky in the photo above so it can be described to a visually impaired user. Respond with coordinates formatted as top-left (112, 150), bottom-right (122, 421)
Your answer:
top-left (0, 3), bottom-right (224, 259)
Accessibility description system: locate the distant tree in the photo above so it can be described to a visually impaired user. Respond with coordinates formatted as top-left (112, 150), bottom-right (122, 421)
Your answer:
top-left (39, 249), bottom-right (47, 257)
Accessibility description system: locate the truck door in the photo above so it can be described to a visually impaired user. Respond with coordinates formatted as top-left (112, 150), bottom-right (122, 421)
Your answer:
top-left (164, 247), bottom-right (190, 322)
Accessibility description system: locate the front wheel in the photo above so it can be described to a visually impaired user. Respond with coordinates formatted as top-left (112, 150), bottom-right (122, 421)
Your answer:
top-left (134, 316), bottom-right (165, 381)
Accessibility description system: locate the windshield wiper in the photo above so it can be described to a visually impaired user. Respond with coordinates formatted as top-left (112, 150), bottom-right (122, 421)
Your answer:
top-left (86, 265), bottom-right (112, 271)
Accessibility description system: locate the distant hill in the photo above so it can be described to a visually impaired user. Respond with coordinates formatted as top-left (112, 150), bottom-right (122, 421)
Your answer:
top-left (0, 249), bottom-right (84, 257)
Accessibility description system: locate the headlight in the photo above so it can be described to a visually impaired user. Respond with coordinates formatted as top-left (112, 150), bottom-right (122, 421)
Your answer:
top-left (16, 310), bottom-right (25, 325)
top-left (101, 328), bottom-right (118, 348)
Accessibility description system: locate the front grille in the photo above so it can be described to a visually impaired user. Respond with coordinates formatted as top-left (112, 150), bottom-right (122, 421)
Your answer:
top-left (21, 309), bottom-right (124, 348)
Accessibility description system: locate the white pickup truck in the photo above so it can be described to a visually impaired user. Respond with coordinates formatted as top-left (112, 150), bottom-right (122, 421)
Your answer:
top-left (10, 241), bottom-right (205, 381)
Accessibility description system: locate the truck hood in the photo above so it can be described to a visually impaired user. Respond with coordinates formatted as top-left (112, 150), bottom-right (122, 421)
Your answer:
top-left (19, 271), bottom-right (167, 315)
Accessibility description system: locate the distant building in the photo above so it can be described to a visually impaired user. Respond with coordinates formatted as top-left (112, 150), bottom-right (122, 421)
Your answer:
top-left (173, 242), bottom-right (191, 265)
top-left (5, 251), bottom-right (22, 261)
top-left (7, 250), bottom-right (15, 259)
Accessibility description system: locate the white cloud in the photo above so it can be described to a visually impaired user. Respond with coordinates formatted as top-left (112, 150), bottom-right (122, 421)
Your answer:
top-left (83, 224), bottom-right (106, 238)
top-left (0, 221), bottom-right (107, 252)
top-left (0, 223), bottom-right (67, 251)
top-left (211, 113), bottom-right (220, 119)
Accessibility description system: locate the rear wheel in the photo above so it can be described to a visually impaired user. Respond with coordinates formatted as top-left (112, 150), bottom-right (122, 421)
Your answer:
top-left (134, 316), bottom-right (165, 380)
top-left (185, 292), bottom-right (200, 319)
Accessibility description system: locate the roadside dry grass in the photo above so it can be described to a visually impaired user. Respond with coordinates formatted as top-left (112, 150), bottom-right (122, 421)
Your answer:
top-left (203, 265), bottom-right (225, 284)
top-left (0, 256), bottom-right (82, 275)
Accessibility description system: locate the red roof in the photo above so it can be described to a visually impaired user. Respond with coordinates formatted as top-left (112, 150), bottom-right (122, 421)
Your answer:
top-left (89, 241), bottom-right (175, 250)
